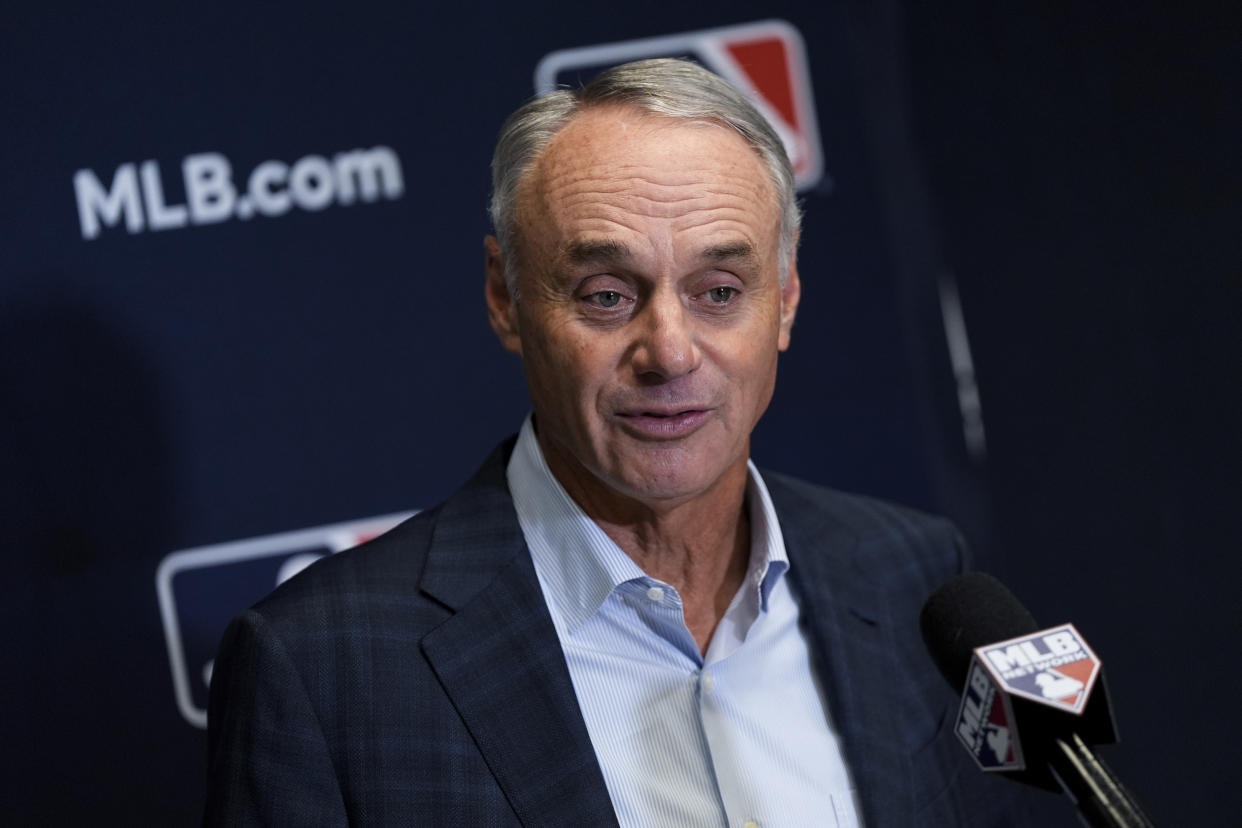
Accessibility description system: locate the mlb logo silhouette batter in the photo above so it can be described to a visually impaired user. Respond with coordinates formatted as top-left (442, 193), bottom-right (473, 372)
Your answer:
top-left (535, 20), bottom-right (826, 190)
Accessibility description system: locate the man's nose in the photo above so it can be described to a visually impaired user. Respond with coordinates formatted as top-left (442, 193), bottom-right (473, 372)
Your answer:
top-left (631, 289), bottom-right (701, 380)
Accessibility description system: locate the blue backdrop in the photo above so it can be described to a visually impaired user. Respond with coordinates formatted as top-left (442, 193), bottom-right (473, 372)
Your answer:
top-left (3, 2), bottom-right (1237, 824)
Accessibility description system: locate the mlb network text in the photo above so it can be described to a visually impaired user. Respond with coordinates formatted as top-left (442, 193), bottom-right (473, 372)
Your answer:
top-left (984, 631), bottom-right (1088, 680)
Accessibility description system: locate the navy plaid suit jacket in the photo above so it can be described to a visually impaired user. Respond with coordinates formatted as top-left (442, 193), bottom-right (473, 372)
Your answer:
top-left (204, 439), bottom-right (1042, 826)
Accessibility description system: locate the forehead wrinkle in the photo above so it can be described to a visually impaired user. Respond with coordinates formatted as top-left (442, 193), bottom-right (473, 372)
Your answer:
top-left (555, 191), bottom-right (770, 227)
top-left (550, 198), bottom-right (771, 256)
top-left (602, 174), bottom-right (768, 202)
top-left (538, 160), bottom-right (773, 212)
top-left (542, 176), bottom-right (727, 215)
top-left (668, 209), bottom-right (770, 243)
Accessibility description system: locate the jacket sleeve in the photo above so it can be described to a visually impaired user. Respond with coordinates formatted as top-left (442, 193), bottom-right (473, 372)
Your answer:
top-left (203, 609), bottom-right (348, 827)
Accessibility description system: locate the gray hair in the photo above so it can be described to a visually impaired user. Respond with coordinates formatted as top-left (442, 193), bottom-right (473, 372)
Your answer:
top-left (488, 58), bottom-right (801, 291)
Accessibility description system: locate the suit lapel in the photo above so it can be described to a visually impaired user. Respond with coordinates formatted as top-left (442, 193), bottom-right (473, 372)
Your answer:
top-left (416, 447), bottom-right (926, 825)
top-left (769, 478), bottom-right (915, 827)
top-left (418, 442), bottom-right (618, 826)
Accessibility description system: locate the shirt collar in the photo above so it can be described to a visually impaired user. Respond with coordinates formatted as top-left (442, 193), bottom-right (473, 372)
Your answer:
top-left (507, 414), bottom-right (789, 634)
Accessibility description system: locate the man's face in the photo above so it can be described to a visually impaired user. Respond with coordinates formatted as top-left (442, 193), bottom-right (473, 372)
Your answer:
top-left (486, 105), bottom-right (800, 513)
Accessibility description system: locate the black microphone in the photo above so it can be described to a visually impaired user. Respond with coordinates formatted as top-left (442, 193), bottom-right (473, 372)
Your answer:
top-left (920, 572), bottom-right (1155, 828)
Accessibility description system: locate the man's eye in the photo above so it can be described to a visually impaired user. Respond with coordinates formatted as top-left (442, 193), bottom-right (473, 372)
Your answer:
top-left (591, 290), bottom-right (624, 308)
top-left (706, 286), bottom-right (737, 303)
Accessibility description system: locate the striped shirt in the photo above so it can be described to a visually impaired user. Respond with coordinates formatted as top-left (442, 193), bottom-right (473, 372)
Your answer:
top-left (508, 417), bottom-right (863, 828)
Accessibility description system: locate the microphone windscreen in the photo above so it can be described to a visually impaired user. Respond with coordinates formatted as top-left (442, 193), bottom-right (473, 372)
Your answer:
top-left (920, 572), bottom-right (1039, 691)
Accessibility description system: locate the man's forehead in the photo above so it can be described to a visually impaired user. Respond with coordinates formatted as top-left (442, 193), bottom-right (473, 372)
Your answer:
top-left (562, 237), bottom-right (760, 267)
top-left (529, 105), bottom-right (772, 196)
top-left (512, 105), bottom-right (779, 244)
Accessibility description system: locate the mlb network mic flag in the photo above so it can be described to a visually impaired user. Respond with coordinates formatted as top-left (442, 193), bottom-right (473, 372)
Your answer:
top-left (955, 624), bottom-right (1103, 772)
top-left (534, 20), bottom-right (826, 192)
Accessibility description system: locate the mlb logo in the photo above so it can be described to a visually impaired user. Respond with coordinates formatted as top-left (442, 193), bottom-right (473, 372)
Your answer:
top-left (955, 660), bottom-right (1025, 772)
top-left (155, 511), bottom-right (412, 727)
top-left (535, 20), bottom-right (826, 191)
top-left (979, 624), bottom-right (1103, 715)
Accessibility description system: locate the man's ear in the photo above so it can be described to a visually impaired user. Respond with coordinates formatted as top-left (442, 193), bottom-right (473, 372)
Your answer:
top-left (777, 249), bottom-right (801, 352)
top-left (484, 236), bottom-right (522, 355)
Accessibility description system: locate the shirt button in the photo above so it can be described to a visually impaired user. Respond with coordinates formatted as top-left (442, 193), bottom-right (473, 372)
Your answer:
top-left (701, 671), bottom-right (716, 693)
top-left (743, 821), bottom-right (759, 828)
top-left (645, 586), bottom-right (664, 603)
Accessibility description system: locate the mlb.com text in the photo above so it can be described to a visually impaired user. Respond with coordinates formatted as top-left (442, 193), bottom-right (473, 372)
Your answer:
top-left (73, 146), bottom-right (404, 240)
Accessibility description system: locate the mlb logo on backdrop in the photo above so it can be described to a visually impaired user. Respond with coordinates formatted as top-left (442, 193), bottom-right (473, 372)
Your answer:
top-left (155, 511), bottom-right (411, 727)
top-left (535, 20), bottom-right (826, 191)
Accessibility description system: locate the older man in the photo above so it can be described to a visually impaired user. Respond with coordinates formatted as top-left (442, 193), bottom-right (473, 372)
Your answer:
top-left (206, 60), bottom-right (1036, 826)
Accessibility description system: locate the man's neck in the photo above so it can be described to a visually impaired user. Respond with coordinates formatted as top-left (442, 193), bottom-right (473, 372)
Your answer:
top-left (597, 502), bottom-right (751, 655)
top-left (539, 438), bottom-right (752, 655)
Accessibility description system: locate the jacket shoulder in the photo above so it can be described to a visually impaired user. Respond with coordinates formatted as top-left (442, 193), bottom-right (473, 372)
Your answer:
top-left (762, 471), bottom-right (969, 582)
top-left (244, 506), bottom-right (448, 642)
top-left (763, 471), bottom-right (960, 539)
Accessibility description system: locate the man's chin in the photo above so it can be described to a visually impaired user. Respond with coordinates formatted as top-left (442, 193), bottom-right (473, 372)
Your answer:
top-left (603, 456), bottom-right (746, 509)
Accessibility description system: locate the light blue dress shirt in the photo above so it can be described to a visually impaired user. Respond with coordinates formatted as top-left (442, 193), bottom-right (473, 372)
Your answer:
top-left (507, 417), bottom-right (863, 828)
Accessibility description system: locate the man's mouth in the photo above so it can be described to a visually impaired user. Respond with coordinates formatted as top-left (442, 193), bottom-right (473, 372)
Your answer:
top-left (615, 408), bottom-right (711, 438)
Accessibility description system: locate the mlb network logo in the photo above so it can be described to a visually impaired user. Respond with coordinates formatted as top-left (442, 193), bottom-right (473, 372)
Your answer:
top-left (980, 624), bottom-right (1101, 715)
top-left (535, 20), bottom-right (826, 191)
top-left (155, 511), bottom-right (411, 727)
top-left (954, 624), bottom-right (1103, 773)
